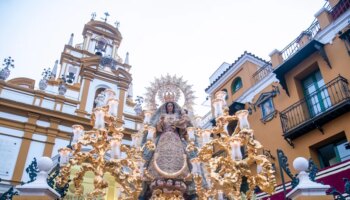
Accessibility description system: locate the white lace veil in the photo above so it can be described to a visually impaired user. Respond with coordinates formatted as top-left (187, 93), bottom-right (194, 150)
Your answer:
top-left (150, 102), bottom-right (182, 126)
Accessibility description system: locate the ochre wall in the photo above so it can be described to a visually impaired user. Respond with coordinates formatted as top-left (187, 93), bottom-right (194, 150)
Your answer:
top-left (210, 31), bottom-right (350, 185)
top-left (246, 34), bottom-right (350, 185)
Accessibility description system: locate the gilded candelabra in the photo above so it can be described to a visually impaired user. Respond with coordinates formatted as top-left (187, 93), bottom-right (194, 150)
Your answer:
top-left (55, 89), bottom-right (148, 199)
top-left (188, 91), bottom-right (276, 200)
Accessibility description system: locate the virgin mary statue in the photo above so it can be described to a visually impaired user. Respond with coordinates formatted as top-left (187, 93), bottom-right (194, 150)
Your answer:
top-left (141, 101), bottom-right (193, 198)
top-left (140, 75), bottom-right (197, 199)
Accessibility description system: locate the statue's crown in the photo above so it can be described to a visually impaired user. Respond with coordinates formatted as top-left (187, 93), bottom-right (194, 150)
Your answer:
top-left (164, 92), bottom-right (176, 103)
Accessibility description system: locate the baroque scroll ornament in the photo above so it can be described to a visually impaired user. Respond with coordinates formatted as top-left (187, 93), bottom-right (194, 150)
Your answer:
top-left (144, 74), bottom-right (196, 111)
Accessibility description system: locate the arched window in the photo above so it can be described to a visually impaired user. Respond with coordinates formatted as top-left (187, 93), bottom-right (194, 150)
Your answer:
top-left (231, 77), bottom-right (242, 94)
top-left (93, 88), bottom-right (106, 108)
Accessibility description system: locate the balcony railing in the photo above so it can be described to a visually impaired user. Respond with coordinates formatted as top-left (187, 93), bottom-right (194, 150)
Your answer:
top-left (252, 63), bottom-right (273, 84)
top-left (281, 20), bottom-right (321, 60)
top-left (330, 0), bottom-right (350, 21)
top-left (280, 76), bottom-right (350, 138)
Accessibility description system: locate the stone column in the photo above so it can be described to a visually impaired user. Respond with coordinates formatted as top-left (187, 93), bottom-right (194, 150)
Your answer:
top-left (12, 113), bottom-right (39, 183)
top-left (76, 72), bottom-right (94, 117)
top-left (116, 83), bottom-right (129, 127)
top-left (43, 118), bottom-right (60, 157)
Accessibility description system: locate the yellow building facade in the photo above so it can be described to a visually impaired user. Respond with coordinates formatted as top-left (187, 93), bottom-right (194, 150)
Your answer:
top-left (205, 0), bottom-right (350, 198)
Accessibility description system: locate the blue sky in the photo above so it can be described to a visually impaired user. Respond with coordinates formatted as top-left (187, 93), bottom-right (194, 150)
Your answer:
top-left (0, 0), bottom-right (325, 115)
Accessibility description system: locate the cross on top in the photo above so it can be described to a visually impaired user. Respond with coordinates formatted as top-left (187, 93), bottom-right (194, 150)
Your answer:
top-left (114, 20), bottom-right (120, 29)
top-left (91, 12), bottom-right (96, 20)
top-left (102, 12), bottom-right (110, 22)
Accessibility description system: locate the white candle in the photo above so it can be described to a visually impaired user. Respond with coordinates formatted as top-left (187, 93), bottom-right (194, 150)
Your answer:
top-left (194, 116), bottom-right (202, 128)
top-left (108, 98), bottom-right (119, 117)
top-left (257, 164), bottom-right (263, 174)
top-left (72, 124), bottom-right (84, 144)
top-left (147, 126), bottom-right (156, 141)
top-left (58, 147), bottom-right (71, 166)
top-left (187, 127), bottom-right (196, 141)
top-left (230, 141), bottom-right (236, 160)
top-left (215, 90), bottom-right (227, 106)
top-left (202, 130), bottom-right (212, 144)
top-left (236, 110), bottom-right (250, 129)
top-left (234, 140), bottom-right (242, 160)
top-left (143, 110), bottom-right (152, 124)
top-left (217, 190), bottom-right (224, 200)
top-left (213, 99), bottom-right (224, 117)
top-left (110, 139), bottom-right (121, 159)
top-left (190, 159), bottom-right (200, 175)
top-left (93, 108), bottom-right (105, 129)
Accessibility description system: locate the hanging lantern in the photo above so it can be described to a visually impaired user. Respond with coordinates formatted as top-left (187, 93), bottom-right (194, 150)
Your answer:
top-left (93, 107), bottom-right (106, 129)
top-left (108, 98), bottom-right (119, 117)
top-left (236, 110), bottom-right (250, 129)
top-left (72, 124), bottom-right (84, 144)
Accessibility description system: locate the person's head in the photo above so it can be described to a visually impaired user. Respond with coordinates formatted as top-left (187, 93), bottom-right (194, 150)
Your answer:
top-left (181, 109), bottom-right (188, 115)
top-left (165, 102), bottom-right (175, 114)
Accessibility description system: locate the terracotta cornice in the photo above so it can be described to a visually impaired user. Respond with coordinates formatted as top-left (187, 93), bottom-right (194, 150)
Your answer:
top-left (80, 69), bottom-right (97, 80)
top-left (82, 21), bottom-right (122, 41)
top-left (49, 118), bottom-right (61, 124)
top-left (54, 95), bottom-right (66, 103)
top-left (60, 52), bottom-right (81, 64)
top-left (7, 77), bottom-right (35, 89)
top-left (27, 112), bottom-right (40, 119)
top-left (24, 124), bottom-right (36, 133)
top-left (124, 113), bottom-right (143, 122)
top-left (117, 82), bottom-right (130, 90)
top-left (64, 45), bottom-right (95, 57)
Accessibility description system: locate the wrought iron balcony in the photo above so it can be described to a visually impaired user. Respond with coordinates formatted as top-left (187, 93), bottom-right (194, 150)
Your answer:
top-left (280, 21), bottom-right (320, 61)
top-left (330, 0), bottom-right (350, 21)
top-left (252, 63), bottom-right (273, 84)
top-left (280, 76), bottom-right (350, 140)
